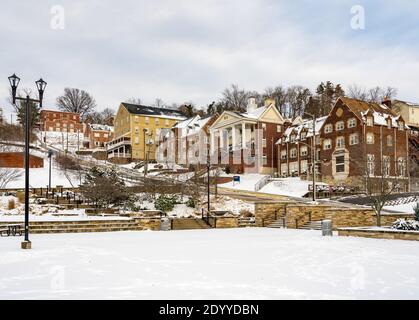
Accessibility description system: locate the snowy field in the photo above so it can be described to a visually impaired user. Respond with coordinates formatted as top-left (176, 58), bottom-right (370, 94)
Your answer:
top-left (0, 228), bottom-right (418, 299)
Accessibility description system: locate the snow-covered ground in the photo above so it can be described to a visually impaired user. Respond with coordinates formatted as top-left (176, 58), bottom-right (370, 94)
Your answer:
top-left (0, 228), bottom-right (418, 299)
top-left (220, 176), bottom-right (328, 198)
top-left (384, 202), bottom-right (418, 214)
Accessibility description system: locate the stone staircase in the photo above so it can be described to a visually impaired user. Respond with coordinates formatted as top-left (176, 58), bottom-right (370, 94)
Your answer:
top-left (238, 217), bottom-right (255, 227)
top-left (0, 219), bottom-right (142, 234)
top-left (267, 219), bottom-right (286, 228)
top-left (171, 218), bottom-right (211, 230)
top-left (299, 220), bottom-right (322, 230)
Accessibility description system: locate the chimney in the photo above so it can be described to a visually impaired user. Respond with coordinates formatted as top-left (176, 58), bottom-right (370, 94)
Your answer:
top-left (382, 97), bottom-right (392, 108)
top-left (264, 98), bottom-right (275, 108)
top-left (247, 97), bottom-right (257, 113)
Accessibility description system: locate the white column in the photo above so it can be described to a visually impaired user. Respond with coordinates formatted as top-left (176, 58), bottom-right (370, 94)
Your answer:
top-left (210, 130), bottom-right (215, 154)
top-left (123, 145), bottom-right (126, 158)
top-left (242, 122), bottom-right (246, 148)
top-left (219, 129), bottom-right (224, 148)
top-left (231, 125), bottom-right (236, 150)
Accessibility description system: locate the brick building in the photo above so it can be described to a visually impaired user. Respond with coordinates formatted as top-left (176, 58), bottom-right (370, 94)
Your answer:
top-left (277, 116), bottom-right (327, 177)
top-left (0, 152), bottom-right (44, 168)
top-left (84, 124), bottom-right (114, 149)
top-left (40, 110), bottom-right (81, 133)
top-left (209, 98), bottom-right (285, 174)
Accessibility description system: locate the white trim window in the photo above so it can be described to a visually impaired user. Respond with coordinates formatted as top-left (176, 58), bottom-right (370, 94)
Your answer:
top-left (281, 150), bottom-right (287, 160)
top-left (387, 135), bottom-right (393, 147)
top-left (323, 139), bottom-right (332, 150)
top-left (300, 146), bottom-right (308, 157)
top-left (367, 154), bottom-right (375, 175)
top-left (366, 133), bottom-right (374, 144)
top-left (349, 133), bottom-right (359, 145)
top-left (277, 125), bottom-right (281, 133)
top-left (262, 155), bottom-right (268, 165)
top-left (336, 121), bottom-right (344, 131)
top-left (398, 157), bottom-right (406, 176)
top-left (336, 136), bottom-right (345, 149)
top-left (324, 124), bottom-right (333, 134)
top-left (347, 118), bottom-right (357, 128)
top-left (335, 155), bottom-right (345, 173)
top-left (290, 134), bottom-right (296, 143)
top-left (290, 148), bottom-right (297, 158)
top-left (383, 156), bottom-right (391, 177)
top-left (398, 121), bottom-right (404, 131)
top-left (366, 117), bottom-right (373, 126)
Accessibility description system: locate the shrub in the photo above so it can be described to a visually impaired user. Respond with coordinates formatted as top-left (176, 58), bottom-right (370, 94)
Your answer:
top-left (7, 198), bottom-right (15, 210)
top-left (392, 218), bottom-right (419, 231)
top-left (186, 197), bottom-right (196, 208)
top-left (414, 202), bottom-right (419, 222)
top-left (224, 166), bottom-right (231, 175)
top-left (155, 195), bottom-right (176, 213)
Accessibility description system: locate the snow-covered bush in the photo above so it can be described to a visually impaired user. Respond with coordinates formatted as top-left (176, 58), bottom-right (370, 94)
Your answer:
top-left (155, 195), bottom-right (176, 213)
top-left (414, 202), bottom-right (419, 222)
top-left (391, 218), bottom-right (419, 231)
top-left (7, 198), bottom-right (15, 210)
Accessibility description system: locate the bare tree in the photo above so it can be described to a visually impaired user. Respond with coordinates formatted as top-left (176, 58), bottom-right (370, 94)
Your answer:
top-left (0, 168), bottom-right (23, 189)
top-left (154, 98), bottom-right (165, 108)
top-left (126, 97), bottom-right (142, 105)
top-left (221, 84), bottom-right (249, 112)
top-left (56, 88), bottom-right (97, 119)
top-left (348, 84), bottom-right (368, 101)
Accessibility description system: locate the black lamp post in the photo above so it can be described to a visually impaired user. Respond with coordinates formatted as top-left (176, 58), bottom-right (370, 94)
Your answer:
top-left (207, 155), bottom-right (211, 213)
top-left (8, 74), bottom-right (47, 250)
top-left (48, 149), bottom-right (53, 191)
top-left (303, 112), bottom-right (317, 202)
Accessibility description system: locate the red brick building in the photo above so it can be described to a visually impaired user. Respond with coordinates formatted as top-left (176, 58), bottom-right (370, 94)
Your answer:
top-left (83, 124), bottom-right (114, 149)
top-left (40, 110), bottom-right (81, 133)
top-left (0, 152), bottom-right (44, 168)
top-left (277, 97), bottom-right (410, 191)
top-left (209, 98), bottom-right (285, 174)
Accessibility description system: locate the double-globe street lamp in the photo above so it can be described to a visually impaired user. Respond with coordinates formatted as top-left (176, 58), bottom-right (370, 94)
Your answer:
top-left (8, 74), bottom-right (47, 249)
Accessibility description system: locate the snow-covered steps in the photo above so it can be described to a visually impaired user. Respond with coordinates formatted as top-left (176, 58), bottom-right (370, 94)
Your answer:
top-left (299, 220), bottom-right (322, 230)
top-left (267, 220), bottom-right (286, 228)
top-left (238, 217), bottom-right (255, 227)
top-left (0, 219), bottom-right (142, 234)
top-left (171, 218), bottom-right (210, 230)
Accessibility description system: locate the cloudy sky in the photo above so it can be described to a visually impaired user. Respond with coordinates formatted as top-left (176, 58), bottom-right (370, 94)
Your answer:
top-left (0, 0), bottom-right (418, 119)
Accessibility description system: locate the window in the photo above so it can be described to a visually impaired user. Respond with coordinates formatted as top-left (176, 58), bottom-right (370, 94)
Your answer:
top-left (94, 133), bottom-right (100, 137)
top-left (349, 133), bottom-right (359, 145)
top-left (290, 135), bottom-right (296, 143)
top-left (281, 150), bottom-right (287, 160)
top-left (165, 119), bottom-right (169, 126)
top-left (398, 157), bottom-right (406, 176)
top-left (387, 135), bottom-right (393, 147)
top-left (104, 134), bottom-right (108, 138)
top-left (383, 156), bottom-right (391, 176)
top-left (315, 136), bottom-right (321, 145)
top-left (300, 146), bottom-right (308, 157)
top-left (290, 148), bottom-right (297, 158)
top-left (335, 156), bottom-right (345, 173)
top-left (300, 131), bottom-right (307, 140)
top-left (300, 160), bottom-right (308, 174)
top-left (336, 136), bottom-right (345, 149)
top-left (366, 117), bottom-right (373, 126)
top-left (262, 139), bottom-right (267, 148)
top-left (277, 125), bottom-right (281, 133)
top-left (135, 116), bottom-right (139, 122)
top-left (156, 118), bottom-right (159, 125)
top-left (398, 121), bottom-right (404, 130)
top-left (323, 139), bottom-right (332, 150)
top-left (262, 123), bottom-right (266, 130)
top-left (387, 119), bottom-right (392, 129)
top-left (135, 126), bottom-right (139, 134)
top-left (262, 155), bottom-right (268, 165)
top-left (145, 117), bottom-right (149, 124)
top-left (56, 123), bottom-right (60, 127)
top-left (336, 121), bottom-right (344, 131)
top-left (367, 154), bottom-right (375, 175)
top-left (324, 124), bottom-right (333, 134)
top-left (70, 123), bottom-right (74, 128)
top-left (366, 133), bottom-right (374, 144)
top-left (134, 137), bottom-right (139, 144)
top-left (348, 118), bottom-right (357, 128)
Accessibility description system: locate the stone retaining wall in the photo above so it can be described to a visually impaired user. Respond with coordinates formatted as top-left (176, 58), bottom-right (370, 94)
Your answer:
top-left (255, 201), bottom-right (413, 229)
top-left (338, 227), bottom-right (419, 241)
top-left (213, 216), bottom-right (239, 228)
top-left (133, 218), bottom-right (161, 231)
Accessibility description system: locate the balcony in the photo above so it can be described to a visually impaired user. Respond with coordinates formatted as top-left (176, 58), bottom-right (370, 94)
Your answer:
top-left (106, 136), bottom-right (131, 151)
top-left (108, 152), bottom-right (131, 159)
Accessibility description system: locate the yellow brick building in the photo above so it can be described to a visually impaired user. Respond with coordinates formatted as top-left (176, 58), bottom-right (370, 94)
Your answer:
top-left (106, 103), bottom-right (185, 162)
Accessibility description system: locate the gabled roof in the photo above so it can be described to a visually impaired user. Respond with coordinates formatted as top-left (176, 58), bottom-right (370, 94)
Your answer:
top-left (393, 100), bottom-right (419, 109)
top-left (121, 102), bottom-right (186, 120)
top-left (277, 116), bottom-right (328, 144)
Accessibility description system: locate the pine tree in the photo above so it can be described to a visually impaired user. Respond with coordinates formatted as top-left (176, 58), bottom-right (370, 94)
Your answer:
top-left (414, 202), bottom-right (419, 222)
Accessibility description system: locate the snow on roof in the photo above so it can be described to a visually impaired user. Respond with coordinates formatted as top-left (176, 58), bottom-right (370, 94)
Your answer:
top-left (240, 105), bottom-right (268, 120)
top-left (175, 115), bottom-right (212, 136)
top-left (89, 124), bottom-right (114, 132)
top-left (279, 116), bottom-right (327, 143)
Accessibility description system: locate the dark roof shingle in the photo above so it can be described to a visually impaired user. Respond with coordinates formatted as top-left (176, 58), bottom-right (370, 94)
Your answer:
top-left (121, 103), bottom-right (185, 119)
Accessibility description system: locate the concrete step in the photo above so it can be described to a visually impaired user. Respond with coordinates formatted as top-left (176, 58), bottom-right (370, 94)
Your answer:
top-left (299, 220), bottom-right (322, 230)
top-left (30, 227), bottom-right (140, 234)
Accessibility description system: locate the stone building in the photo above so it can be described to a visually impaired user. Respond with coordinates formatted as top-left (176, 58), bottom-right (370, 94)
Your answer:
top-left (84, 124), bottom-right (114, 149)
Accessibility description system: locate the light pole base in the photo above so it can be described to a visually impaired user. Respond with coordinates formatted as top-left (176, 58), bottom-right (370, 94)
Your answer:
top-left (21, 240), bottom-right (32, 250)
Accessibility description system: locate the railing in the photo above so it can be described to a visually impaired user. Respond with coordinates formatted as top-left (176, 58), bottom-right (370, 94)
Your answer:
top-left (108, 153), bottom-right (131, 159)
top-left (254, 175), bottom-right (271, 192)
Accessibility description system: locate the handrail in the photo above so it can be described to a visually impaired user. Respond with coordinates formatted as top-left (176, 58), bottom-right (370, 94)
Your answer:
top-left (254, 175), bottom-right (271, 192)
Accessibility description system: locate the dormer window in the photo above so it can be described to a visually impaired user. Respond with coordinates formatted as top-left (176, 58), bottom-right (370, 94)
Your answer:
top-left (387, 118), bottom-right (392, 129)
top-left (301, 131), bottom-right (307, 140)
top-left (366, 117), bottom-right (373, 126)
top-left (290, 134), bottom-right (296, 143)
top-left (398, 121), bottom-right (404, 130)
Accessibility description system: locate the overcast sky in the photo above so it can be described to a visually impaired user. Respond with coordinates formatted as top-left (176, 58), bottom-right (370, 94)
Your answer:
top-left (0, 0), bottom-right (418, 120)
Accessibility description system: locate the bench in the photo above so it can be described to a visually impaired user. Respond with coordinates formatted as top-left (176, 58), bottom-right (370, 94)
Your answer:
top-left (0, 224), bottom-right (24, 237)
